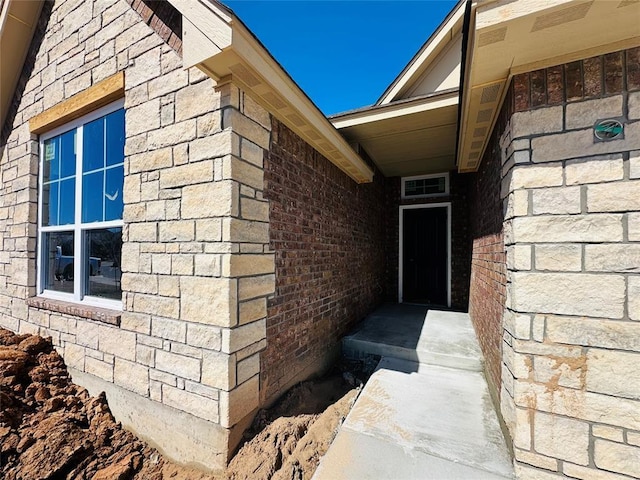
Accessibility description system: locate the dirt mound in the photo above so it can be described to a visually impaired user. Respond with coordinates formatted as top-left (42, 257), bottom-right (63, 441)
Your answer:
top-left (0, 328), bottom-right (164, 480)
top-left (0, 328), bottom-right (360, 480)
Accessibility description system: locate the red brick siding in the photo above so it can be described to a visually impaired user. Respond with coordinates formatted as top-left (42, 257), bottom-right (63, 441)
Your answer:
top-left (512, 46), bottom-right (640, 112)
top-left (262, 119), bottom-right (386, 403)
top-left (468, 92), bottom-right (510, 392)
top-left (385, 173), bottom-right (471, 310)
top-left (127, 0), bottom-right (182, 54)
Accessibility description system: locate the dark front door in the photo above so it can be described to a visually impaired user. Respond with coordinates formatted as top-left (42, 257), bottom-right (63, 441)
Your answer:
top-left (402, 206), bottom-right (448, 306)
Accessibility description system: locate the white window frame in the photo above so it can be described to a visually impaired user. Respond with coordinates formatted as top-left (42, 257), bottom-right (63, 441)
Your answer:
top-left (37, 99), bottom-right (125, 310)
top-left (401, 172), bottom-right (449, 199)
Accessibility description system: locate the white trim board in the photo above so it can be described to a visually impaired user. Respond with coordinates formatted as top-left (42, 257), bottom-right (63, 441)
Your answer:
top-left (398, 203), bottom-right (452, 308)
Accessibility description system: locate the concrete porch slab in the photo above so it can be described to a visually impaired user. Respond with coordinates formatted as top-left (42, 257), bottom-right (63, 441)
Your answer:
top-left (343, 304), bottom-right (483, 371)
top-left (314, 305), bottom-right (514, 480)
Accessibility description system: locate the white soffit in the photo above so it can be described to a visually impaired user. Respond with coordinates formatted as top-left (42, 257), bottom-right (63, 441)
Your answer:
top-left (458, 0), bottom-right (640, 173)
top-left (332, 91), bottom-right (459, 177)
top-left (0, 0), bottom-right (44, 130)
top-left (170, 0), bottom-right (374, 184)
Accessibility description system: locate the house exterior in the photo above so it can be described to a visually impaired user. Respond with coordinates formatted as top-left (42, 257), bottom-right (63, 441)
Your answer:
top-left (0, 0), bottom-right (638, 477)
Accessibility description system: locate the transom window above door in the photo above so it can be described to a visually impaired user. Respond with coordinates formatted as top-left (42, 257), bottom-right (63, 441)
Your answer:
top-left (402, 173), bottom-right (449, 199)
top-left (38, 101), bottom-right (124, 309)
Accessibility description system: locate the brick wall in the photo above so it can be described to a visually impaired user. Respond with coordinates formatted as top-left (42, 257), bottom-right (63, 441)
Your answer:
top-left (467, 91), bottom-right (512, 395)
top-left (499, 47), bottom-right (640, 479)
top-left (262, 119), bottom-right (386, 404)
top-left (384, 173), bottom-right (471, 310)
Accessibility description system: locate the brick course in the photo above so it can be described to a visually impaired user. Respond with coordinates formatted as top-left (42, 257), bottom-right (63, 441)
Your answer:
top-left (262, 119), bottom-right (386, 404)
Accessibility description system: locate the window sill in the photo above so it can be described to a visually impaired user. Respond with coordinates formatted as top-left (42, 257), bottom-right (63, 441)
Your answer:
top-left (26, 296), bottom-right (121, 326)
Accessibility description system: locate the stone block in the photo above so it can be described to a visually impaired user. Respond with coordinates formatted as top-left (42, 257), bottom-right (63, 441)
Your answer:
top-left (201, 350), bottom-right (236, 390)
top-left (185, 380), bottom-right (219, 401)
top-left (237, 353), bottom-right (260, 385)
top-left (239, 298), bottom-right (267, 325)
top-left (180, 276), bottom-right (237, 326)
top-left (238, 274), bottom-right (275, 301)
top-left (240, 197), bottom-right (269, 222)
top-left (512, 406), bottom-right (531, 449)
top-left (513, 463), bottom-right (564, 479)
top-left (507, 244), bottom-right (532, 271)
top-left (587, 180), bottom-right (640, 212)
top-left (629, 431), bottom-right (640, 447)
top-left (594, 440), bottom-right (640, 478)
top-left (511, 272), bottom-right (625, 318)
top-left (242, 93), bottom-right (270, 130)
top-left (129, 222), bottom-right (157, 242)
top-left (512, 215), bottom-right (622, 243)
top-left (628, 91), bottom-right (640, 120)
top-left (533, 413), bottom-right (589, 465)
top-left (629, 275), bottom-right (640, 321)
top-left (586, 349), bottom-right (640, 400)
top-left (563, 463), bottom-right (631, 480)
top-left (147, 119), bottom-right (196, 150)
top-left (162, 384), bottom-right (219, 423)
top-left (159, 160), bottom-right (213, 189)
top-left (159, 221), bottom-right (195, 242)
top-left (223, 108), bottom-right (270, 149)
top-left (190, 130), bottom-right (238, 162)
top-left (114, 358), bottom-right (148, 396)
top-left (126, 99), bottom-right (160, 137)
top-left (136, 344), bottom-right (155, 367)
top-left (182, 181), bottom-right (237, 218)
top-left (195, 218), bottom-right (222, 242)
top-left (129, 148), bottom-right (173, 174)
top-left (147, 67), bottom-right (189, 99)
top-left (229, 157), bottom-right (264, 191)
top-left (511, 106), bottom-right (563, 139)
top-left (171, 255), bottom-right (193, 275)
top-left (224, 218), bottom-right (269, 244)
top-left (534, 244), bottom-right (582, 272)
top-left (98, 325), bottom-right (136, 361)
top-left (64, 342), bottom-right (85, 371)
top-left (175, 80), bottom-right (218, 122)
top-left (197, 112), bottom-right (222, 137)
top-left (585, 244), bottom-right (640, 273)
top-left (631, 151), bottom-right (640, 179)
top-left (532, 122), bottom-right (640, 163)
top-left (240, 138), bottom-right (264, 167)
top-left (546, 315), bottom-right (640, 351)
top-left (121, 273), bottom-right (157, 294)
top-left (219, 375), bottom-right (259, 428)
top-left (126, 47), bottom-right (161, 88)
top-left (85, 357), bottom-right (114, 382)
top-left (565, 96), bottom-right (624, 130)
top-left (510, 165), bottom-right (563, 190)
top-left (513, 449), bottom-right (558, 472)
top-left (629, 212), bottom-right (640, 242)
top-left (532, 355), bottom-right (583, 389)
top-left (531, 186), bottom-right (581, 215)
top-left (592, 425), bottom-right (624, 443)
top-left (155, 350), bottom-right (201, 381)
top-left (151, 316), bottom-right (186, 342)
top-left (227, 254), bottom-right (275, 277)
top-left (221, 319), bottom-right (265, 354)
top-left (134, 293), bottom-right (179, 319)
top-left (565, 155), bottom-right (624, 185)
top-left (187, 323), bottom-right (222, 350)
top-left (151, 254), bottom-right (171, 275)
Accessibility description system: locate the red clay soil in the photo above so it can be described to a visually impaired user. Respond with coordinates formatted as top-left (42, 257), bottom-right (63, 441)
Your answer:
top-left (0, 328), bottom-right (358, 480)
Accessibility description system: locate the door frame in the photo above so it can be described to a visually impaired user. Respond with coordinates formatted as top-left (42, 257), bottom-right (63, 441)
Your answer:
top-left (398, 203), bottom-right (451, 307)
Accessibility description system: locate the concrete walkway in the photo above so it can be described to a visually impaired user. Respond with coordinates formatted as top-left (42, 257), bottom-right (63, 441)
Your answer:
top-left (313, 306), bottom-right (515, 480)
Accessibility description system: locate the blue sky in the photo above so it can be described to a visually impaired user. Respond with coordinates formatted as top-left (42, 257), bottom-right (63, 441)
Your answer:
top-left (224, 1), bottom-right (459, 115)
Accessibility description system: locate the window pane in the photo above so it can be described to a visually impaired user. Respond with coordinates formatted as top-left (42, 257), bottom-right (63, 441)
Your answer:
top-left (43, 137), bottom-right (59, 182)
top-left (85, 228), bottom-right (122, 301)
top-left (59, 130), bottom-right (77, 178)
top-left (44, 231), bottom-right (74, 294)
top-left (404, 176), bottom-right (446, 197)
top-left (43, 182), bottom-right (58, 226)
top-left (106, 109), bottom-right (125, 167)
top-left (105, 165), bottom-right (123, 221)
top-left (82, 171), bottom-right (104, 223)
top-left (83, 117), bottom-right (105, 172)
top-left (59, 178), bottom-right (75, 225)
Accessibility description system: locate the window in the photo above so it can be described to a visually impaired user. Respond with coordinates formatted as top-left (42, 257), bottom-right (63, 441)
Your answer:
top-left (38, 101), bottom-right (124, 309)
top-left (401, 173), bottom-right (449, 199)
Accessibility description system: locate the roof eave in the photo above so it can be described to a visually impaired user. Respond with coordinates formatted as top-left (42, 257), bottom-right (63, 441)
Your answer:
top-left (169, 0), bottom-right (374, 184)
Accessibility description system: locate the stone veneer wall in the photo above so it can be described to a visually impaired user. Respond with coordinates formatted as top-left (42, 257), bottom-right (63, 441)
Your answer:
top-left (499, 47), bottom-right (640, 479)
top-left (261, 119), bottom-right (386, 404)
top-left (384, 172), bottom-right (471, 310)
top-left (0, 0), bottom-right (275, 470)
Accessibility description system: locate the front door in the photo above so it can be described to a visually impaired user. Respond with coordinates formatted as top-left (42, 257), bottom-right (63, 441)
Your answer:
top-left (401, 206), bottom-right (448, 306)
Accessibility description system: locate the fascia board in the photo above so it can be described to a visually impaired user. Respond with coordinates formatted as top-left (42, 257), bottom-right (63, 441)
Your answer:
top-left (332, 91), bottom-right (459, 130)
top-left (176, 0), bottom-right (374, 183)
